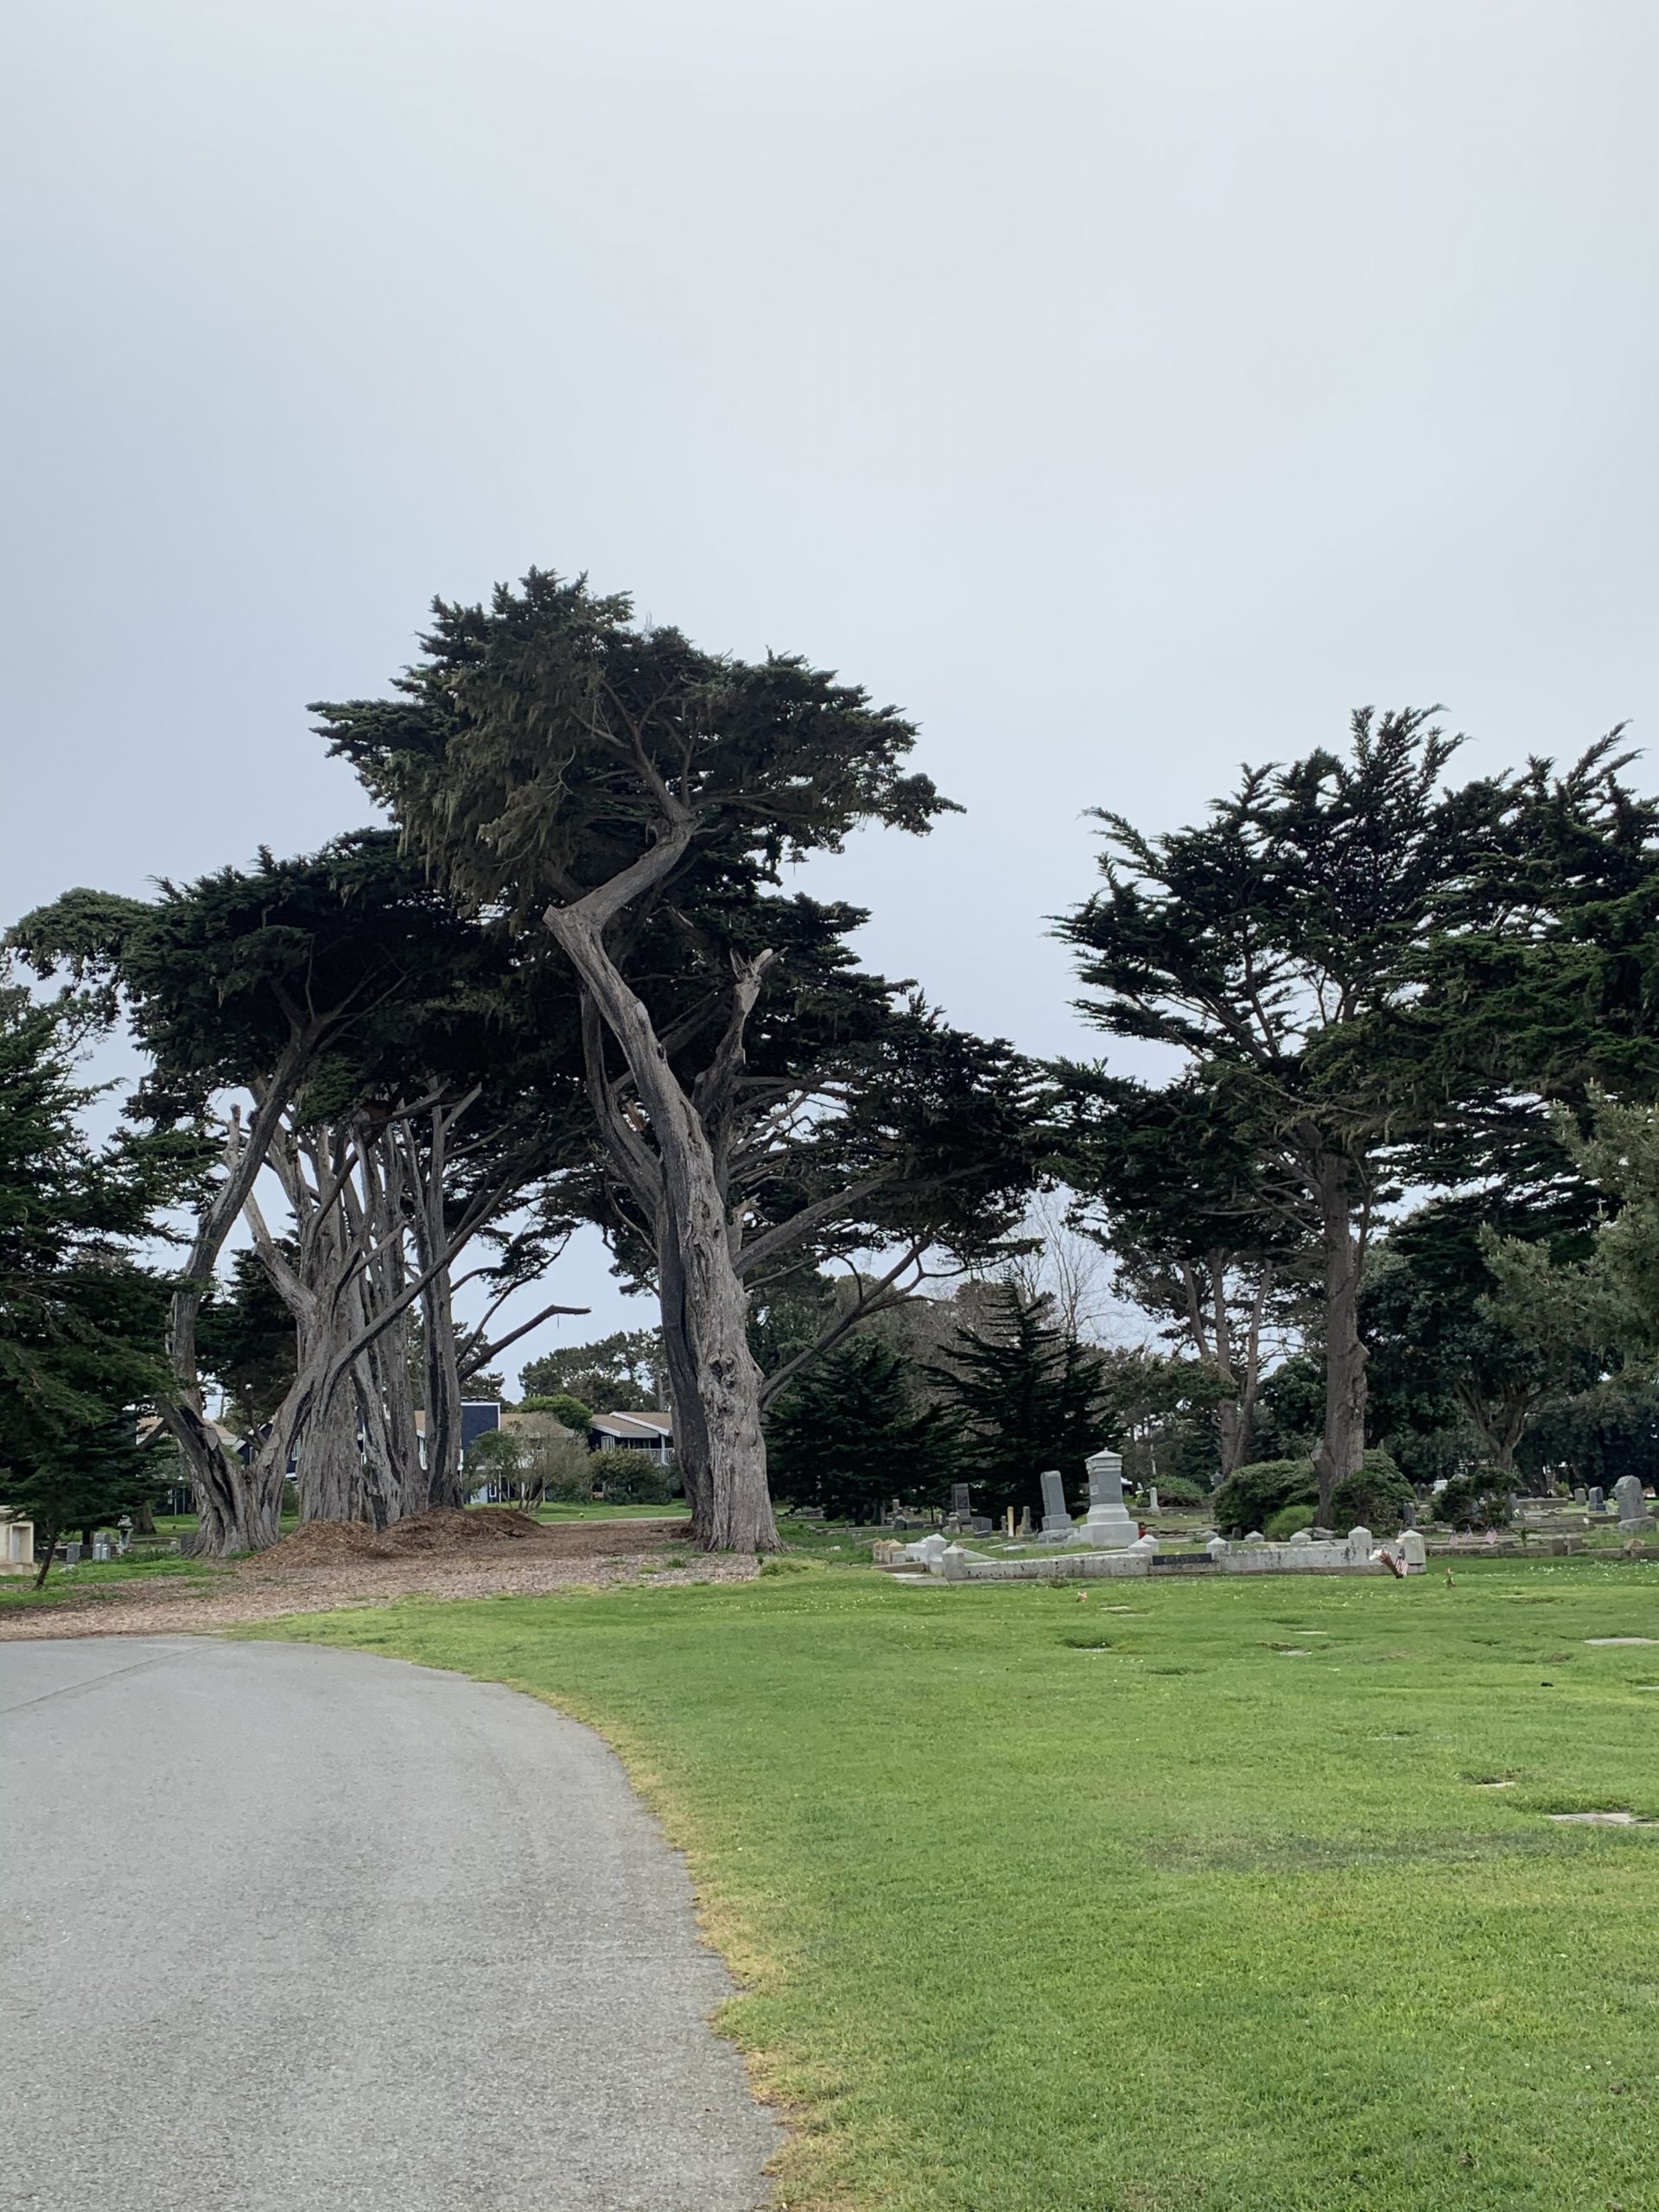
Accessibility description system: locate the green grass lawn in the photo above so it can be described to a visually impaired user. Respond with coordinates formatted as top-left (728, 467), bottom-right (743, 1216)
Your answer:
top-left (0, 1553), bottom-right (226, 1608)
top-left (259, 1558), bottom-right (1659, 2210)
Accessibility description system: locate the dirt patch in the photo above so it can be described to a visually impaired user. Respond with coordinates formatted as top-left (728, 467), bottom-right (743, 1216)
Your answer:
top-left (0, 1515), bottom-right (757, 1640)
top-left (253, 1509), bottom-right (550, 1567)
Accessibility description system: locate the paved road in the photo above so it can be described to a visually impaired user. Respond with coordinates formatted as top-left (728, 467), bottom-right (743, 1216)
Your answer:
top-left (0, 1638), bottom-right (779, 2211)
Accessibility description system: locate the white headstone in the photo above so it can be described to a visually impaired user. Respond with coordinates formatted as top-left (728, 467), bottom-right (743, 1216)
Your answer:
top-left (1077, 1447), bottom-right (1139, 1550)
top-left (1399, 1529), bottom-right (1427, 1569)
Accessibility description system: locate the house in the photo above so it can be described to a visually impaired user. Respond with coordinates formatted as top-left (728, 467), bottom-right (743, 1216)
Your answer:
top-left (414, 1402), bottom-right (502, 1465)
top-left (588, 1410), bottom-right (674, 1464)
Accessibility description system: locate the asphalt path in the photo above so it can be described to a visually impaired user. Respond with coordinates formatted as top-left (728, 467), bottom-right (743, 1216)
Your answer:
top-left (0, 1637), bottom-right (779, 2211)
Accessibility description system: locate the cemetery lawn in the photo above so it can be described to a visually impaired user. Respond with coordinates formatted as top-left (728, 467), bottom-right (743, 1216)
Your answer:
top-left (253, 1559), bottom-right (1659, 2212)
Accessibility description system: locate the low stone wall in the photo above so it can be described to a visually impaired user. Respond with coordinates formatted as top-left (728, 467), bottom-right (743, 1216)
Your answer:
top-left (910, 1527), bottom-right (1425, 1583)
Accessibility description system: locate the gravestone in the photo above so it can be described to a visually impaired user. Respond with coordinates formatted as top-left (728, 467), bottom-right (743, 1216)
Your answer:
top-left (1035, 1468), bottom-right (1075, 1544)
top-left (950, 1483), bottom-right (972, 1520)
top-left (1615, 1474), bottom-right (1653, 1530)
top-left (1077, 1448), bottom-right (1139, 1550)
top-left (1016, 1505), bottom-right (1032, 1538)
top-left (1573, 1486), bottom-right (1588, 1505)
top-left (92, 1535), bottom-right (112, 1562)
top-left (1589, 1486), bottom-right (1608, 1516)
top-left (1147, 1486), bottom-right (1160, 1514)
top-left (1399, 1529), bottom-right (1427, 1570)
top-left (62, 1541), bottom-right (82, 1566)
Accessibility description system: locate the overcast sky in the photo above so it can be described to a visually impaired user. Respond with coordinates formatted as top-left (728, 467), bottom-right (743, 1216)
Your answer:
top-left (4, 0), bottom-right (1656, 1374)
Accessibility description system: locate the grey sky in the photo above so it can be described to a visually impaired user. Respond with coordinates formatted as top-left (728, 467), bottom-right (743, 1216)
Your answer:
top-left (4, 0), bottom-right (1656, 1367)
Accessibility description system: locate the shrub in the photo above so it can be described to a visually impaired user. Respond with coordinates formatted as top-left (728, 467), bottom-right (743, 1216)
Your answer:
top-left (1264, 1503), bottom-right (1316, 1541)
top-left (1211, 1458), bottom-right (1316, 1536)
top-left (593, 1452), bottom-right (678, 1505)
top-left (1329, 1449), bottom-right (1414, 1533)
top-left (1147, 1474), bottom-right (1206, 1506)
top-left (1433, 1473), bottom-right (1513, 1530)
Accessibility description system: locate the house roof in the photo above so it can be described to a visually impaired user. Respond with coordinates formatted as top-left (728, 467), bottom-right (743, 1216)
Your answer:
top-left (590, 1410), bottom-right (674, 1440)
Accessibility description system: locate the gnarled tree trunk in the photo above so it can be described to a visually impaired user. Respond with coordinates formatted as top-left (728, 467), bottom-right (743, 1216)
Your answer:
top-left (547, 871), bottom-right (780, 1554)
top-left (1313, 1157), bottom-right (1368, 1523)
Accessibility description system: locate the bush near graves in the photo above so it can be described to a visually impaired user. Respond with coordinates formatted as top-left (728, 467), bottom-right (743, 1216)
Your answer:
top-left (1263, 1503), bottom-right (1316, 1540)
top-left (593, 1452), bottom-right (679, 1506)
top-left (1211, 1458), bottom-right (1317, 1535)
top-left (1328, 1449), bottom-right (1414, 1532)
top-left (1141, 1472), bottom-right (1206, 1507)
top-left (1433, 1473), bottom-right (1513, 1529)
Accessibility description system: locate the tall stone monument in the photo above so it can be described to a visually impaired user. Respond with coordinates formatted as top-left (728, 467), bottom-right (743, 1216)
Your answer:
top-left (1075, 1447), bottom-right (1138, 1550)
top-left (1035, 1468), bottom-right (1075, 1544)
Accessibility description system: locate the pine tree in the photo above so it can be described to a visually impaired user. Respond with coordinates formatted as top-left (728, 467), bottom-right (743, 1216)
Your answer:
top-left (766, 1337), bottom-right (950, 1522)
top-left (929, 1285), bottom-right (1106, 1518)
top-left (0, 972), bottom-right (175, 1580)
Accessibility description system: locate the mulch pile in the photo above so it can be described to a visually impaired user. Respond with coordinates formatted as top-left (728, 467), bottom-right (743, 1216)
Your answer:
top-left (251, 1507), bottom-right (571, 1568)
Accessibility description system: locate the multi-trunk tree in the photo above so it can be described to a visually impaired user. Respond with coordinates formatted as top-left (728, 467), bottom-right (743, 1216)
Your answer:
top-left (16, 835), bottom-right (591, 1552)
top-left (319, 571), bottom-right (1039, 1551)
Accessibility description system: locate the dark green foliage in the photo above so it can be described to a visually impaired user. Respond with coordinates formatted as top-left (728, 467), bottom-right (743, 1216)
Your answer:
top-left (766, 1337), bottom-right (950, 1522)
top-left (316, 570), bottom-right (951, 918)
top-left (0, 976), bottom-right (179, 1579)
top-left (927, 1286), bottom-right (1105, 1520)
top-left (1211, 1459), bottom-right (1318, 1536)
top-left (197, 1248), bottom-right (296, 1434)
top-left (1263, 1503), bottom-right (1316, 1540)
top-left (1095, 1346), bottom-right (1225, 1492)
top-left (1145, 1473), bottom-right (1207, 1506)
top-left (519, 1332), bottom-right (662, 1414)
top-left (592, 1454), bottom-right (679, 1505)
top-left (316, 573), bottom-right (1039, 1405)
top-left (518, 1393), bottom-right (594, 1433)
top-left (1432, 1474), bottom-right (1513, 1530)
top-left (0, 1411), bottom-right (163, 1583)
top-left (1249, 1357), bottom-right (1324, 1460)
top-left (1516, 1384), bottom-right (1659, 1492)
top-left (1363, 1179), bottom-right (1599, 1478)
top-left (0, 980), bottom-right (173, 1436)
top-left (1058, 708), bottom-right (1608, 1514)
top-left (1329, 1449), bottom-right (1414, 1532)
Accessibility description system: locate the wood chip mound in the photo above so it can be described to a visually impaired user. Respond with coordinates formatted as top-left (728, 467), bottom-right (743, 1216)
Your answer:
top-left (383, 1507), bottom-right (548, 1551)
top-left (252, 1508), bottom-right (556, 1568)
